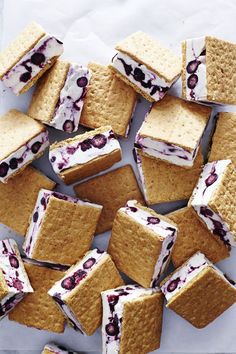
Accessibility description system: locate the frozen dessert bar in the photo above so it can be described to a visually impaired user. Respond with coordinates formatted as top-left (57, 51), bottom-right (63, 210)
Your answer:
top-left (0, 166), bottom-right (55, 236)
top-left (0, 22), bottom-right (63, 95)
top-left (49, 126), bottom-right (122, 184)
top-left (209, 112), bottom-right (236, 164)
top-left (80, 62), bottom-right (137, 137)
top-left (168, 207), bottom-right (229, 268)
top-left (134, 148), bottom-right (203, 204)
top-left (28, 60), bottom-right (90, 133)
top-left (182, 36), bottom-right (236, 104)
top-left (9, 259), bottom-right (66, 332)
top-left (0, 109), bottom-right (49, 183)
top-left (23, 189), bottom-right (102, 265)
top-left (161, 252), bottom-right (236, 328)
top-left (135, 95), bottom-right (211, 167)
top-left (189, 160), bottom-right (236, 248)
top-left (0, 239), bottom-right (33, 320)
top-left (102, 284), bottom-right (163, 353)
top-left (74, 165), bottom-right (144, 234)
top-left (110, 31), bottom-right (181, 102)
top-left (42, 343), bottom-right (78, 354)
top-left (108, 200), bottom-right (177, 288)
top-left (48, 249), bottom-right (124, 335)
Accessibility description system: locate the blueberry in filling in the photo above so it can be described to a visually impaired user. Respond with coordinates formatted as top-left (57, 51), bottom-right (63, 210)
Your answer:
top-left (83, 257), bottom-right (96, 269)
top-left (9, 158), bottom-right (18, 170)
top-left (105, 322), bottom-right (119, 336)
top-left (77, 76), bottom-right (88, 87)
top-left (0, 162), bottom-right (9, 177)
top-left (147, 216), bottom-right (160, 224)
top-left (133, 67), bottom-right (145, 82)
top-left (31, 141), bottom-right (42, 154)
top-left (167, 277), bottom-right (180, 292)
top-left (90, 134), bottom-right (107, 149)
top-left (187, 74), bottom-right (198, 89)
top-left (30, 52), bottom-right (45, 66)
top-left (200, 206), bottom-right (213, 217)
top-left (61, 276), bottom-right (76, 290)
top-left (33, 211), bottom-right (39, 223)
top-left (63, 120), bottom-right (75, 133)
top-left (187, 60), bottom-right (200, 74)
top-left (80, 139), bottom-right (92, 152)
top-left (50, 156), bottom-right (56, 163)
top-left (74, 269), bottom-right (86, 284)
top-left (9, 255), bottom-right (19, 269)
top-left (20, 72), bottom-right (31, 83)
top-left (118, 58), bottom-right (132, 76)
top-left (129, 206), bottom-right (138, 212)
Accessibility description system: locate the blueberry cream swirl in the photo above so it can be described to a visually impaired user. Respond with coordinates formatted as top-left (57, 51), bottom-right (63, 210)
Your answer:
top-left (48, 248), bottom-right (106, 333)
top-left (102, 285), bottom-right (158, 354)
top-left (2, 35), bottom-right (63, 95)
top-left (0, 129), bottom-right (49, 183)
top-left (0, 239), bottom-right (33, 320)
top-left (122, 200), bottom-right (177, 286)
top-left (190, 160), bottom-right (236, 248)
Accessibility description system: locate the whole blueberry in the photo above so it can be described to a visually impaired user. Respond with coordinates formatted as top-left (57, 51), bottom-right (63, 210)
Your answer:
top-left (41, 197), bottom-right (47, 208)
top-left (74, 269), bottom-right (87, 283)
top-left (80, 139), bottom-right (92, 152)
top-left (9, 158), bottom-right (18, 170)
top-left (9, 255), bottom-right (19, 269)
top-left (63, 120), bottom-right (75, 133)
top-left (31, 141), bottom-right (42, 154)
top-left (31, 53), bottom-right (45, 66)
top-left (0, 162), bottom-right (9, 178)
top-left (200, 206), bottom-right (213, 217)
top-left (61, 276), bottom-right (76, 290)
top-left (213, 227), bottom-right (226, 237)
top-left (187, 74), bottom-right (198, 89)
top-left (187, 60), bottom-right (200, 74)
top-left (147, 216), bottom-right (160, 224)
top-left (205, 173), bottom-right (218, 187)
top-left (105, 322), bottom-right (119, 336)
top-left (167, 277), bottom-right (180, 292)
top-left (33, 211), bottom-right (39, 223)
top-left (133, 67), bottom-right (145, 82)
top-left (20, 72), bottom-right (31, 83)
top-left (83, 257), bottom-right (96, 269)
top-left (77, 76), bottom-right (88, 87)
top-left (90, 134), bottom-right (107, 149)
top-left (129, 206), bottom-right (138, 212)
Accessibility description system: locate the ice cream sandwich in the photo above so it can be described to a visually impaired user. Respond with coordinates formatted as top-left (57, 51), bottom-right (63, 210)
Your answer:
top-left (28, 60), bottom-right (90, 132)
top-left (102, 284), bottom-right (163, 353)
top-left (0, 109), bottom-right (49, 183)
top-left (48, 249), bottom-right (124, 335)
top-left (135, 95), bottom-right (211, 167)
top-left (49, 126), bottom-right (122, 184)
top-left (110, 31), bottom-right (181, 102)
top-left (182, 36), bottom-right (236, 104)
top-left (161, 252), bottom-right (236, 328)
top-left (108, 200), bottom-right (177, 288)
top-left (42, 343), bottom-right (78, 354)
top-left (0, 22), bottom-right (63, 95)
top-left (23, 189), bottom-right (102, 265)
top-left (0, 239), bottom-right (33, 320)
top-left (189, 160), bottom-right (236, 248)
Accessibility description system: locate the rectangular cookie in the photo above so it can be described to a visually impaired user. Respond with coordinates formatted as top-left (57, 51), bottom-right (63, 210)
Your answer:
top-left (42, 343), bottom-right (78, 354)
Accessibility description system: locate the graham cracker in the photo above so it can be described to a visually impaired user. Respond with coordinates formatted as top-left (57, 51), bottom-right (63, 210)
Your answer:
top-left (65, 254), bottom-right (124, 335)
top-left (74, 165), bottom-right (145, 234)
top-left (115, 31), bottom-right (181, 82)
top-left (30, 196), bottom-right (102, 265)
top-left (0, 109), bottom-right (46, 160)
top-left (120, 291), bottom-right (163, 353)
top-left (80, 62), bottom-right (136, 137)
top-left (0, 166), bottom-right (55, 235)
top-left (9, 262), bottom-right (65, 333)
top-left (136, 148), bottom-right (203, 204)
top-left (209, 112), bottom-right (236, 165)
top-left (28, 60), bottom-right (70, 123)
top-left (167, 207), bottom-right (229, 267)
top-left (182, 41), bottom-right (187, 99)
top-left (166, 266), bottom-right (236, 328)
top-left (0, 269), bottom-right (9, 300)
top-left (138, 95), bottom-right (211, 152)
top-left (0, 22), bottom-right (45, 79)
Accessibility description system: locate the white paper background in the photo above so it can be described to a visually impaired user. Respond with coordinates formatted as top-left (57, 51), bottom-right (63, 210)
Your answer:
top-left (0, 0), bottom-right (236, 352)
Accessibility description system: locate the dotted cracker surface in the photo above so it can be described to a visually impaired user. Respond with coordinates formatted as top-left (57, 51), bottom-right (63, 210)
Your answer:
top-left (80, 63), bottom-right (136, 137)
top-left (9, 262), bottom-right (65, 333)
top-left (168, 207), bottom-right (229, 267)
top-left (181, 41), bottom-right (187, 99)
top-left (120, 291), bottom-right (164, 353)
top-left (74, 165), bottom-right (144, 234)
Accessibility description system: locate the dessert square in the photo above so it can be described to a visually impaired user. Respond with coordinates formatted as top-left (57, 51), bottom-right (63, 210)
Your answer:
top-left (110, 31), bottom-right (181, 102)
top-left (42, 343), bottom-right (78, 354)
top-left (80, 62), bottom-right (137, 137)
top-left (102, 285), bottom-right (163, 353)
top-left (189, 159), bottom-right (236, 248)
top-left (161, 252), bottom-right (236, 328)
top-left (167, 207), bottom-right (229, 268)
top-left (49, 126), bottom-right (122, 184)
top-left (48, 249), bottom-right (124, 336)
top-left (74, 165), bottom-right (145, 234)
top-left (23, 189), bottom-right (102, 265)
top-left (9, 260), bottom-right (66, 333)
top-left (182, 36), bottom-right (236, 104)
top-left (28, 60), bottom-right (90, 133)
top-left (135, 95), bottom-right (211, 167)
top-left (209, 112), bottom-right (236, 164)
top-left (0, 166), bottom-right (55, 235)
top-left (0, 109), bottom-right (49, 183)
top-left (0, 21), bottom-right (63, 95)
top-left (0, 239), bottom-right (33, 320)
top-left (108, 200), bottom-right (177, 287)
top-left (135, 148), bottom-right (203, 204)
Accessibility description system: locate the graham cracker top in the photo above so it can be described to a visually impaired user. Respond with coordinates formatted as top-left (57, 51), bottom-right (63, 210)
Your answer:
top-left (115, 31), bottom-right (182, 82)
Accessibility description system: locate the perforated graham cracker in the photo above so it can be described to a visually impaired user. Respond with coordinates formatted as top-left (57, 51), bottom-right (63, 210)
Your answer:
top-left (80, 62), bottom-right (136, 137)
top-left (120, 291), bottom-right (163, 353)
top-left (209, 112), bottom-right (236, 164)
top-left (0, 22), bottom-right (45, 79)
top-left (74, 165), bottom-right (144, 234)
top-left (168, 207), bottom-right (229, 267)
top-left (139, 95), bottom-right (211, 152)
top-left (115, 31), bottom-right (181, 82)
top-left (9, 262), bottom-right (65, 333)
top-left (28, 60), bottom-right (70, 123)
top-left (166, 266), bottom-right (236, 328)
top-left (136, 148), bottom-right (203, 204)
top-left (65, 254), bottom-right (124, 335)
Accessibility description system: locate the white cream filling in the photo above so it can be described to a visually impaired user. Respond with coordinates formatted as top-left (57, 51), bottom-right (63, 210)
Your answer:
top-left (0, 292), bottom-right (25, 320)
top-left (2, 34), bottom-right (63, 94)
